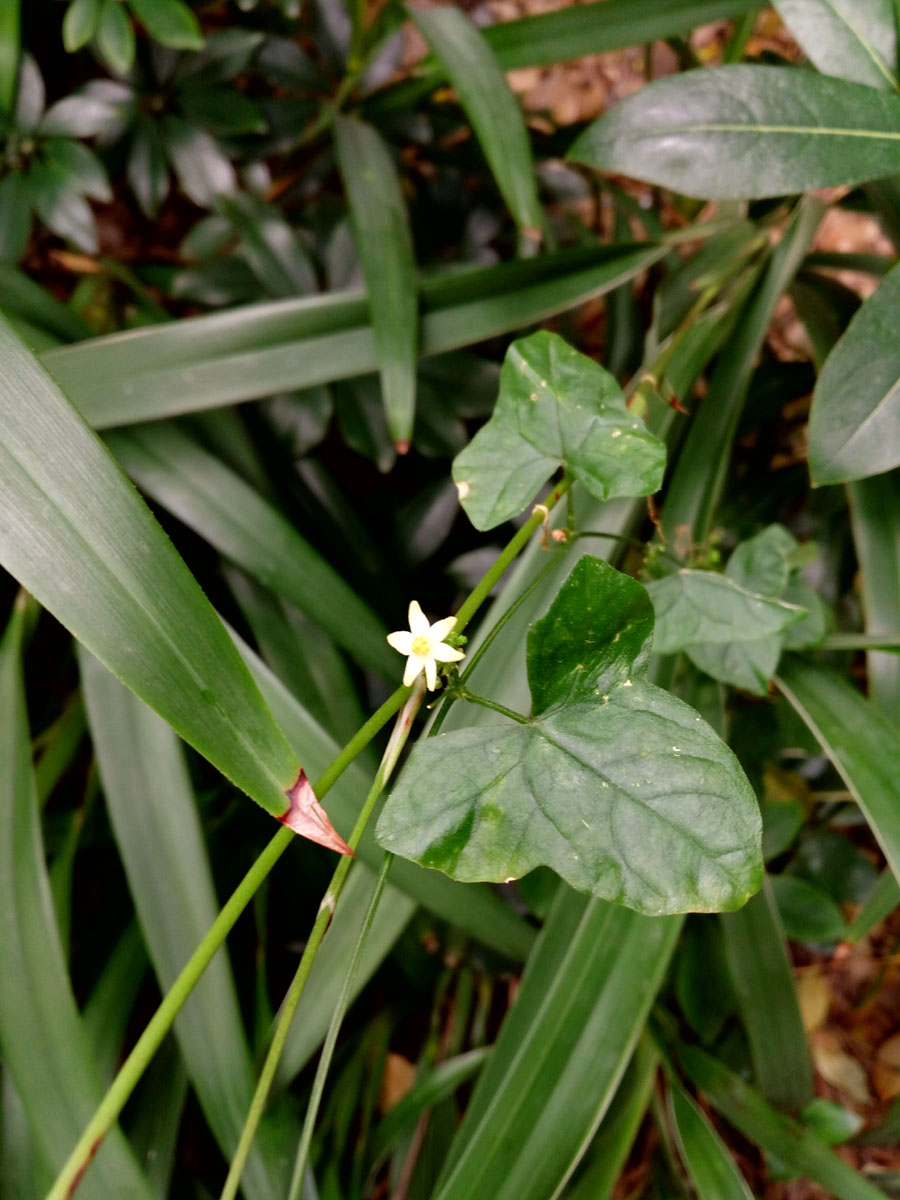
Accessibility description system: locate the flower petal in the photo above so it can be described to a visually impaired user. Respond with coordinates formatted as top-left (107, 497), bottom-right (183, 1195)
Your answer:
top-left (408, 600), bottom-right (429, 636)
top-left (424, 657), bottom-right (437, 691)
top-left (433, 643), bottom-right (465, 663)
top-left (429, 616), bottom-right (457, 643)
top-left (403, 655), bottom-right (424, 686)
top-left (387, 630), bottom-right (413, 655)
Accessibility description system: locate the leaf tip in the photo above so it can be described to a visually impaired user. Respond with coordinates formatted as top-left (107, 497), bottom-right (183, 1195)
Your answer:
top-left (279, 770), bottom-right (353, 856)
top-left (394, 439), bottom-right (411, 455)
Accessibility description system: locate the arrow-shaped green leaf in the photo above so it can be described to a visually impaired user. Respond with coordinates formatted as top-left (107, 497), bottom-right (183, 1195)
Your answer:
top-left (378, 557), bottom-right (762, 915)
top-left (452, 331), bottom-right (665, 531)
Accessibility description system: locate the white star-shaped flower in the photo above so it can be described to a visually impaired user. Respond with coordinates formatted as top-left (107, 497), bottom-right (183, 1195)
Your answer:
top-left (387, 601), bottom-right (465, 690)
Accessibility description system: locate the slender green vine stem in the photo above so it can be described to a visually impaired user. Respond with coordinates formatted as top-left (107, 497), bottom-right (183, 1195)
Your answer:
top-left (459, 692), bottom-right (530, 725)
top-left (451, 477), bottom-right (571, 635)
top-left (50, 479), bottom-right (563, 1200)
top-left (220, 683), bottom-right (427, 1200)
top-left (46, 688), bottom-right (408, 1200)
top-left (287, 852), bottom-right (395, 1200)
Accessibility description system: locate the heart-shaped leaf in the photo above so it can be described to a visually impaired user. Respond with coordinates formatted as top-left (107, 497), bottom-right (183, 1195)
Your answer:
top-left (377, 557), bottom-right (762, 916)
top-left (647, 569), bottom-right (806, 654)
top-left (452, 331), bottom-right (665, 531)
top-left (648, 528), bottom-right (827, 693)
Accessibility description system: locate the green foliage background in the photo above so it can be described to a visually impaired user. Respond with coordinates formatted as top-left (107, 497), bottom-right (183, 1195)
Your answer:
top-left (2, 0), bottom-right (900, 1196)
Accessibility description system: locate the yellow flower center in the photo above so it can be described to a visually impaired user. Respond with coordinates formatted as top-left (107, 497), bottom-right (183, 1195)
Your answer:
top-left (411, 635), bottom-right (430, 656)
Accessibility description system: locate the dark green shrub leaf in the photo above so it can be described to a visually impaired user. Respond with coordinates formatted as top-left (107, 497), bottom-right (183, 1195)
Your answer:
top-left (769, 874), bottom-right (847, 943)
top-left (96, 0), bottom-right (135, 75)
top-left (62, 0), bottom-right (102, 52)
top-left (0, 172), bottom-right (31, 262)
top-left (378, 557), bottom-right (762, 916)
top-left (452, 331), bottom-right (665, 531)
top-left (568, 66), bottom-right (900, 199)
top-left (129, 0), bottom-right (204, 50)
top-left (410, 5), bottom-right (542, 235)
top-left (809, 262), bottom-right (900, 484)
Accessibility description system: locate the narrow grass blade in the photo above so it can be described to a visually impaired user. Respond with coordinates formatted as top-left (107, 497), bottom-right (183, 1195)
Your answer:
top-left (0, 0), bottom-right (19, 113)
top-left (234, 629), bottom-right (536, 961)
top-left (125, 1037), bottom-right (187, 1199)
top-left (483, 0), bottom-right (761, 71)
top-left (82, 923), bottom-right (148, 1087)
top-left (368, 1049), bottom-right (490, 1169)
top-left (274, 859), bottom-right (416, 1088)
top-left (0, 316), bottom-right (326, 840)
top-left (79, 649), bottom-right (296, 1200)
top-left (0, 263), bottom-right (93, 341)
top-left (809, 264), bottom-right (900, 483)
top-left (410, 6), bottom-right (541, 236)
top-left (433, 889), bottom-right (682, 1200)
top-left (845, 868), bottom-right (900, 941)
top-left (669, 1079), bottom-right (754, 1199)
top-left (0, 600), bottom-right (156, 1199)
top-left (45, 243), bottom-right (663, 426)
top-left (562, 1037), bottom-right (658, 1200)
top-left (334, 115), bottom-right (418, 447)
top-left (849, 471), bottom-right (900, 720)
top-left (662, 197), bottom-right (821, 543)
top-left (719, 876), bottom-right (813, 1110)
top-left (227, 568), bottom-right (369, 750)
top-left (106, 420), bottom-right (395, 679)
top-left (681, 1045), bottom-right (888, 1199)
top-left (777, 656), bottom-right (900, 891)
top-left (2, 1073), bottom-right (48, 1200)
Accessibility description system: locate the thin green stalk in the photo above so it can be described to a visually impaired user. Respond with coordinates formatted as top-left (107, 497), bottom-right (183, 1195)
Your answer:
top-left (287, 852), bottom-right (395, 1200)
top-left (460, 692), bottom-right (530, 725)
top-left (51, 475), bottom-right (559, 1199)
top-left (45, 687), bottom-right (408, 1200)
top-left (823, 633), bottom-right (900, 651)
top-left (220, 681), bottom-right (427, 1200)
top-left (452, 477), bottom-right (571, 634)
top-left (430, 553), bottom-right (563, 736)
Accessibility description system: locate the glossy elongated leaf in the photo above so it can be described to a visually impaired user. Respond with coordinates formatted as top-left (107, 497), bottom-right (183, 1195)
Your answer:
top-left (773, 0), bottom-right (898, 90)
top-left (777, 656), bottom-right (900, 890)
top-left (410, 6), bottom-right (542, 234)
top-left (452, 332), bottom-right (666, 531)
top-left (681, 1045), bottom-right (887, 1199)
top-left (809, 263), bottom-right (900, 483)
top-left (379, 558), bottom-right (762, 916)
top-left (563, 1037), bottom-right (659, 1200)
top-left (0, 603), bottom-right (155, 1199)
top-left (569, 66), bottom-right (900, 199)
top-left (106, 421), bottom-right (396, 679)
top-left (670, 1080), bottom-right (754, 1199)
top-left (433, 887), bottom-right (682, 1200)
top-left (44, 242), bottom-right (664, 427)
top-left (647, 570), bottom-right (805, 654)
top-left (80, 654), bottom-right (296, 1197)
top-left (334, 115), bottom-right (418, 447)
top-left (849, 471), bottom-right (900, 719)
top-left (0, 315), bottom-right (345, 848)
